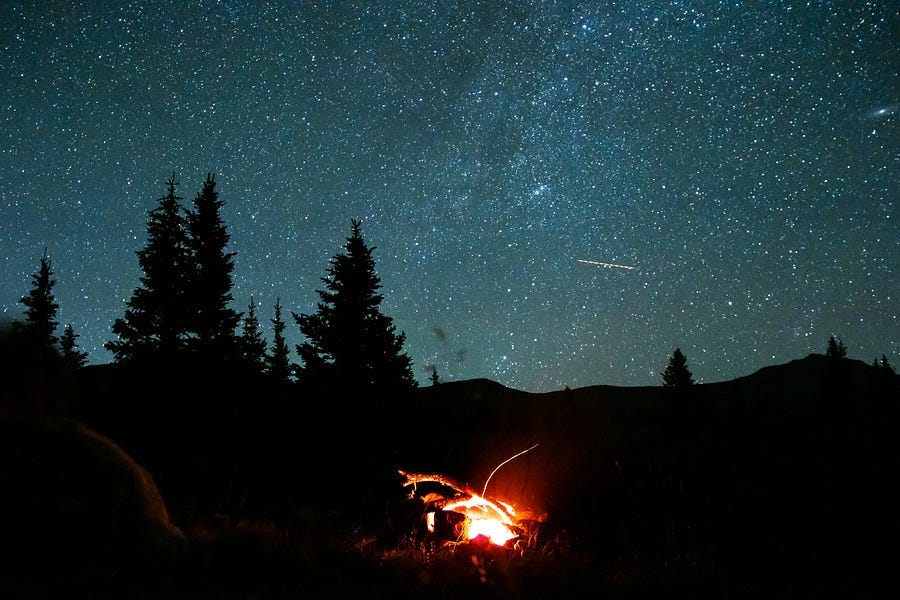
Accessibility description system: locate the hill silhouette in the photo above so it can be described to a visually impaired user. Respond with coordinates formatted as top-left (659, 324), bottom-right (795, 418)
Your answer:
top-left (413, 354), bottom-right (898, 594)
top-left (1, 350), bottom-right (897, 597)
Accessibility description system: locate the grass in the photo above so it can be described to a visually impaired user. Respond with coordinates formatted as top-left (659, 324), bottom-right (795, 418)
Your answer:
top-left (142, 508), bottom-right (710, 600)
top-left (2, 500), bottom-right (848, 600)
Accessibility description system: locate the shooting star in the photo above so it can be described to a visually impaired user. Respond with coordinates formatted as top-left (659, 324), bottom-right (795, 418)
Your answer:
top-left (577, 259), bottom-right (637, 270)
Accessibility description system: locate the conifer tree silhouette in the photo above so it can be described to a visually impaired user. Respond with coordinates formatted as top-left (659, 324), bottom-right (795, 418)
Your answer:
top-left (825, 335), bottom-right (847, 360)
top-left (266, 298), bottom-right (293, 382)
top-left (59, 324), bottom-right (88, 368)
top-left (240, 295), bottom-right (267, 371)
top-left (18, 247), bottom-right (59, 353)
top-left (293, 219), bottom-right (415, 395)
top-left (873, 354), bottom-right (897, 399)
top-left (662, 347), bottom-right (695, 388)
top-left (106, 173), bottom-right (192, 362)
top-left (185, 173), bottom-right (241, 362)
top-left (822, 335), bottom-right (851, 413)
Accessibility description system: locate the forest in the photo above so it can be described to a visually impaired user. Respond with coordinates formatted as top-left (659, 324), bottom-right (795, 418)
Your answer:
top-left (2, 173), bottom-right (898, 599)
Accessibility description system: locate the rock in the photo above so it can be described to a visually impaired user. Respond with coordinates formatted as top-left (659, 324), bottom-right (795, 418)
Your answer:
top-left (0, 413), bottom-right (183, 572)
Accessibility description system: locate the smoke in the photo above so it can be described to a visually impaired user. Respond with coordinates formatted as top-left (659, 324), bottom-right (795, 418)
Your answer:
top-left (425, 326), bottom-right (469, 381)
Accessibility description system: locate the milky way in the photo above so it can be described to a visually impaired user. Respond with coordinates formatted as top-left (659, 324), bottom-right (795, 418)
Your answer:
top-left (2, 2), bottom-right (897, 392)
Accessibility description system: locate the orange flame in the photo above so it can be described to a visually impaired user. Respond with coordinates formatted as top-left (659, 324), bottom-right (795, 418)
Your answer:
top-left (399, 443), bottom-right (539, 547)
top-left (443, 494), bottom-right (518, 546)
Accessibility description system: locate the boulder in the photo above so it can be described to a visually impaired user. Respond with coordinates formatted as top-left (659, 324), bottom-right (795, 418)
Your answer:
top-left (0, 413), bottom-right (183, 573)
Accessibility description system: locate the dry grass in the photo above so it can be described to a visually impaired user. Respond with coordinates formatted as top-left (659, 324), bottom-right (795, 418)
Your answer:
top-left (3, 506), bottom-right (713, 599)
top-left (140, 509), bottom-right (607, 599)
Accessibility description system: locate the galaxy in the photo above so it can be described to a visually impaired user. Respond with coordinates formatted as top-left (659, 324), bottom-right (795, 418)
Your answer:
top-left (867, 104), bottom-right (898, 119)
top-left (1, 1), bottom-right (897, 392)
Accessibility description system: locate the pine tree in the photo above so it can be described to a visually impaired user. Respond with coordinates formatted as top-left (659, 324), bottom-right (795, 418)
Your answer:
top-left (267, 298), bottom-right (292, 382)
top-left (240, 295), bottom-right (267, 371)
top-left (879, 354), bottom-right (895, 375)
top-left (185, 173), bottom-right (241, 361)
top-left (18, 247), bottom-right (59, 352)
top-left (873, 354), bottom-right (897, 398)
top-left (662, 347), bottom-right (695, 388)
top-left (59, 324), bottom-right (88, 368)
top-left (826, 335), bottom-right (847, 360)
top-left (293, 219), bottom-right (416, 394)
top-left (106, 173), bottom-right (192, 362)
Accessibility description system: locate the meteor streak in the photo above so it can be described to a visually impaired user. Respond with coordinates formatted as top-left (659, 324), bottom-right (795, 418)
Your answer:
top-left (577, 259), bottom-right (636, 270)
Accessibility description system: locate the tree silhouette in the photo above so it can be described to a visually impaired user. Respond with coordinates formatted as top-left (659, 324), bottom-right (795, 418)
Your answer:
top-left (872, 354), bottom-right (897, 400)
top-left (293, 219), bottom-right (416, 395)
top-left (662, 347), bottom-right (695, 388)
top-left (240, 295), bottom-right (267, 371)
top-left (826, 335), bottom-right (847, 360)
top-left (106, 173), bottom-right (192, 362)
top-left (821, 335), bottom-right (851, 415)
top-left (59, 324), bottom-right (88, 369)
top-left (185, 173), bottom-right (241, 361)
top-left (266, 298), bottom-right (292, 382)
top-left (18, 247), bottom-right (59, 352)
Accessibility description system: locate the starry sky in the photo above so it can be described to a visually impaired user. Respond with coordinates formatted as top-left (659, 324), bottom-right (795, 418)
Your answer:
top-left (1, 1), bottom-right (897, 392)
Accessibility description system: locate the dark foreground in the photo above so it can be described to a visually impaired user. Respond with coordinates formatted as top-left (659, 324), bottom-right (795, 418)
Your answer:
top-left (0, 506), bottom-right (831, 600)
top-left (2, 354), bottom-right (897, 598)
top-left (2, 502), bottom-right (893, 600)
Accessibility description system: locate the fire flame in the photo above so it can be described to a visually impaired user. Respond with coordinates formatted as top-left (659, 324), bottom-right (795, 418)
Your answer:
top-left (399, 443), bottom-right (540, 547)
top-left (442, 494), bottom-right (518, 546)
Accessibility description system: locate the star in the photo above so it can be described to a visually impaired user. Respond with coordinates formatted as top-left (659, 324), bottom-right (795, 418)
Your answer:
top-left (1, 2), bottom-right (897, 392)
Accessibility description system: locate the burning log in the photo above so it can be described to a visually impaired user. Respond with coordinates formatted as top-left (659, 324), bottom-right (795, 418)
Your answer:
top-left (399, 443), bottom-right (543, 548)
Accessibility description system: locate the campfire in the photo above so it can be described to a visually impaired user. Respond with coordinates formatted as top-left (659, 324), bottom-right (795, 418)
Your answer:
top-left (399, 444), bottom-right (543, 548)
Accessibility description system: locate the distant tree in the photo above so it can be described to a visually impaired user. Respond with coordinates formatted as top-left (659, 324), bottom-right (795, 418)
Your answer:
top-left (106, 173), bottom-right (192, 362)
top-left (240, 295), bottom-right (267, 371)
top-left (872, 354), bottom-right (897, 401)
top-left (820, 336), bottom-right (852, 414)
top-left (428, 365), bottom-right (440, 386)
top-left (662, 347), bottom-right (695, 388)
top-left (293, 219), bottom-right (416, 395)
top-left (825, 335), bottom-right (847, 360)
top-left (185, 173), bottom-right (242, 361)
top-left (18, 247), bottom-right (59, 352)
top-left (266, 298), bottom-right (293, 382)
top-left (59, 324), bottom-right (88, 369)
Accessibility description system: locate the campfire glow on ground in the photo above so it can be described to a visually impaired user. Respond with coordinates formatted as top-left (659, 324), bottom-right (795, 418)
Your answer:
top-left (399, 443), bottom-right (540, 548)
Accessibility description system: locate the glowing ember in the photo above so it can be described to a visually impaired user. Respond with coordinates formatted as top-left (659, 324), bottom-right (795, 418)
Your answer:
top-left (443, 494), bottom-right (518, 546)
top-left (399, 443), bottom-right (540, 547)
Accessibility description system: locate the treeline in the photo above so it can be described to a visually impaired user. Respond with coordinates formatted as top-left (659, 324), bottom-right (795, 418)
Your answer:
top-left (3, 172), bottom-right (428, 520)
top-left (5, 172), bottom-right (896, 397)
top-left (6, 172), bottom-right (416, 398)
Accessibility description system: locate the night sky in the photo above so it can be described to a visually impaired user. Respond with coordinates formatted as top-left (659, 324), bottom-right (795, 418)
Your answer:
top-left (2, 2), bottom-right (897, 392)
